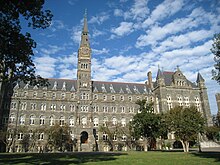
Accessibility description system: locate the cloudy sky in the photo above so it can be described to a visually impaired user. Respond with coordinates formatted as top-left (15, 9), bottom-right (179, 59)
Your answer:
top-left (24, 0), bottom-right (220, 114)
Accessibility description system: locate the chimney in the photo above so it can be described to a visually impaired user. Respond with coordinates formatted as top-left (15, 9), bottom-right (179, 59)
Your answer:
top-left (147, 71), bottom-right (153, 89)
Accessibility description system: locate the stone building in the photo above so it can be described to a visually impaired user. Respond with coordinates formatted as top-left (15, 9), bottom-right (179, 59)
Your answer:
top-left (1, 13), bottom-right (212, 152)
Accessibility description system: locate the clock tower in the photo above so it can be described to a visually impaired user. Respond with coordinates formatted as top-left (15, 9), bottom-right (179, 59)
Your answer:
top-left (76, 10), bottom-right (93, 132)
top-left (77, 10), bottom-right (92, 91)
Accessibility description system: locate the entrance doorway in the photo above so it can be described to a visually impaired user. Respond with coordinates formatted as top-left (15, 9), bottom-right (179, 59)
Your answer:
top-left (80, 131), bottom-right (88, 144)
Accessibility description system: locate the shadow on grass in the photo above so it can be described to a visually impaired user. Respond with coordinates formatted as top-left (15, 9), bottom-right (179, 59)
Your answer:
top-left (192, 151), bottom-right (220, 163)
top-left (0, 152), bottom-right (128, 165)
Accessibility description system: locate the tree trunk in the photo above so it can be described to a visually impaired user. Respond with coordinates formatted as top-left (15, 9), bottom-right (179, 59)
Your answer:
top-left (144, 138), bottom-right (148, 151)
top-left (180, 140), bottom-right (189, 152)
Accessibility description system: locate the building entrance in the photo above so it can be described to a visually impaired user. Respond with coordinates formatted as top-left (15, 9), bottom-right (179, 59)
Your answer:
top-left (80, 131), bottom-right (88, 143)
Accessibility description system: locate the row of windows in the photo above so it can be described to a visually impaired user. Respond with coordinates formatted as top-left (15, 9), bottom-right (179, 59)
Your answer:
top-left (9, 132), bottom-right (134, 142)
top-left (167, 96), bottom-right (200, 102)
top-left (8, 132), bottom-right (45, 141)
top-left (93, 95), bottom-right (153, 102)
top-left (13, 91), bottom-right (153, 102)
top-left (13, 91), bottom-right (76, 100)
top-left (167, 102), bottom-right (201, 111)
top-left (10, 102), bottom-right (136, 113)
top-left (8, 115), bottom-right (131, 127)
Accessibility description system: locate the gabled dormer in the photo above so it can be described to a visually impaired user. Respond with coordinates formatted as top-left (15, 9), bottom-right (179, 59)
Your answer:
top-left (171, 67), bottom-right (188, 87)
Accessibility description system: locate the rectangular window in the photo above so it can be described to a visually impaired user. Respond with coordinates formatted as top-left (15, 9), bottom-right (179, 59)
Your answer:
top-left (111, 95), bottom-right (115, 101)
top-left (18, 133), bottom-right (23, 140)
top-left (31, 103), bottom-right (36, 110)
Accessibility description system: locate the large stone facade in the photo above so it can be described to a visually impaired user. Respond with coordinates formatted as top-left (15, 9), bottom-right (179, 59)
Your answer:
top-left (0, 13), bottom-right (212, 152)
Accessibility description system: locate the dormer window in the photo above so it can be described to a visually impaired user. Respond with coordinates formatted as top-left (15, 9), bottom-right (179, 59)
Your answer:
top-left (102, 84), bottom-right (107, 93)
top-left (110, 84), bottom-right (115, 93)
top-left (52, 81), bottom-right (57, 90)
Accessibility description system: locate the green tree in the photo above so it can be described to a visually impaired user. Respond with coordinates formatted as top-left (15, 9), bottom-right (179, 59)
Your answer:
top-left (99, 122), bottom-right (135, 151)
top-left (0, 0), bottom-right (52, 142)
top-left (166, 106), bottom-right (205, 152)
top-left (131, 100), bottom-right (163, 151)
top-left (211, 33), bottom-right (220, 84)
top-left (205, 126), bottom-right (220, 141)
top-left (47, 124), bottom-right (72, 152)
top-left (0, 0), bottom-right (52, 84)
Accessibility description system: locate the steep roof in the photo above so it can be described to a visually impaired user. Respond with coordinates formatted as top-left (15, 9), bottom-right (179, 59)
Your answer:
top-left (92, 81), bottom-right (149, 94)
top-left (15, 79), bottom-right (149, 94)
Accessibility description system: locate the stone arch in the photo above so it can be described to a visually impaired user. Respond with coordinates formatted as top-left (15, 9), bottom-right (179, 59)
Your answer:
top-left (80, 131), bottom-right (88, 144)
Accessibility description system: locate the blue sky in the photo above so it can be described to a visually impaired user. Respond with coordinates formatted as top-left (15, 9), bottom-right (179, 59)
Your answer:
top-left (24, 0), bottom-right (219, 114)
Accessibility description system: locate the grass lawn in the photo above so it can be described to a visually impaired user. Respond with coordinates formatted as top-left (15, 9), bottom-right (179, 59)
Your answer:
top-left (0, 151), bottom-right (219, 165)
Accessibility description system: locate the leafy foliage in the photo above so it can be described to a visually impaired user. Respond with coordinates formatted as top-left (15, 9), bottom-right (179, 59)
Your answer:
top-left (99, 122), bottom-right (134, 151)
top-left (211, 33), bottom-right (220, 84)
top-left (165, 106), bottom-right (205, 152)
top-left (131, 100), bottom-right (165, 150)
top-left (132, 100), bottom-right (163, 139)
top-left (47, 124), bottom-right (72, 151)
top-left (0, 0), bottom-right (52, 85)
top-left (205, 126), bottom-right (220, 141)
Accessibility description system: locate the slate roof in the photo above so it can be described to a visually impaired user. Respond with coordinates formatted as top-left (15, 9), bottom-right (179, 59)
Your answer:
top-left (15, 79), bottom-right (150, 94)
top-left (15, 79), bottom-right (77, 92)
top-left (163, 71), bottom-right (197, 88)
top-left (92, 81), bottom-right (149, 94)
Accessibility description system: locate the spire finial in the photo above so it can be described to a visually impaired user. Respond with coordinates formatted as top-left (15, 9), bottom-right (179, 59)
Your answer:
top-left (84, 9), bottom-right (87, 18)
top-left (82, 9), bottom-right (88, 33)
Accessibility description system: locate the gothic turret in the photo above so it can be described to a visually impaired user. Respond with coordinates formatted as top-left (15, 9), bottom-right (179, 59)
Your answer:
top-left (156, 68), bottom-right (165, 86)
top-left (197, 72), bottom-right (205, 88)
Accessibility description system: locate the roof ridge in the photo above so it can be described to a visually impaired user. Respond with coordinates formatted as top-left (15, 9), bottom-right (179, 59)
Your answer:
top-left (92, 80), bottom-right (145, 85)
top-left (48, 78), bottom-right (77, 81)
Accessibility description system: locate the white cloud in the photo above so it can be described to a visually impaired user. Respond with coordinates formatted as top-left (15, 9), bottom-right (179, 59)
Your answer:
top-left (143, 0), bottom-right (185, 27)
top-left (115, 0), bottom-right (149, 21)
top-left (49, 20), bottom-right (66, 32)
top-left (111, 22), bottom-right (134, 37)
top-left (92, 28), bottom-right (105, 38)
top-left (119, 0), bottom-right (128, 2)
top-left (92, 48), bottom-right (109, 55)
top-left (34, 56), bottom-right (58, 78)
top-left (153, 29), bottom-right (213, 52)
top-left (136, 7), bottom-right (214, 48)
top-left (114, 9), bottom-right (123, 17)
top-left (40, 45), bottom-right (65, 55)
top-left (70, 25), bottom-right (81, 45)
top-left (59, 68), bottom-right (77, 79)
top-left (68, 0), bottom-right (77, 5)
top-left (88, 12), bottom-right (109, 25)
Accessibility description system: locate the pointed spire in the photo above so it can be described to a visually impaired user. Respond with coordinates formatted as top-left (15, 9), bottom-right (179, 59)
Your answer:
top-left (83, 9), bottom-right (88, 33)
top-left (196, 72), bottom-right (205, 83)
top-left (156, 68), bottom-right (164, 80)
top-left (80, 9), bottom-right (90, 47)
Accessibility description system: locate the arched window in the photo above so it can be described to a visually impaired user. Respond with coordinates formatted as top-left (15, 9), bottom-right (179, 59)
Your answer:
top-left (19, 115), bottom-right (25, 125)
top-left (9, 114), bottom-right (15, 123)
top-left (82, 117), bottom-right (87, 126)
top-left (94, 117), bottom-right (99, 127)
top-left (69, 116), bottom-right (74, 126)
top-left (39, 116), bottom-right (45, 125)
top-left (121, 118), bottom-right (126, 127)
top-left (112, 117), bottom-right (117, 126)
top-left (60, 116), bottom-right (65, 126)
top-left (103, 116), bottom-right (108, 127)
top-left (29, 115), bottom-right (35, 125)
top-left (49, 116), bottom-right (55, 126)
